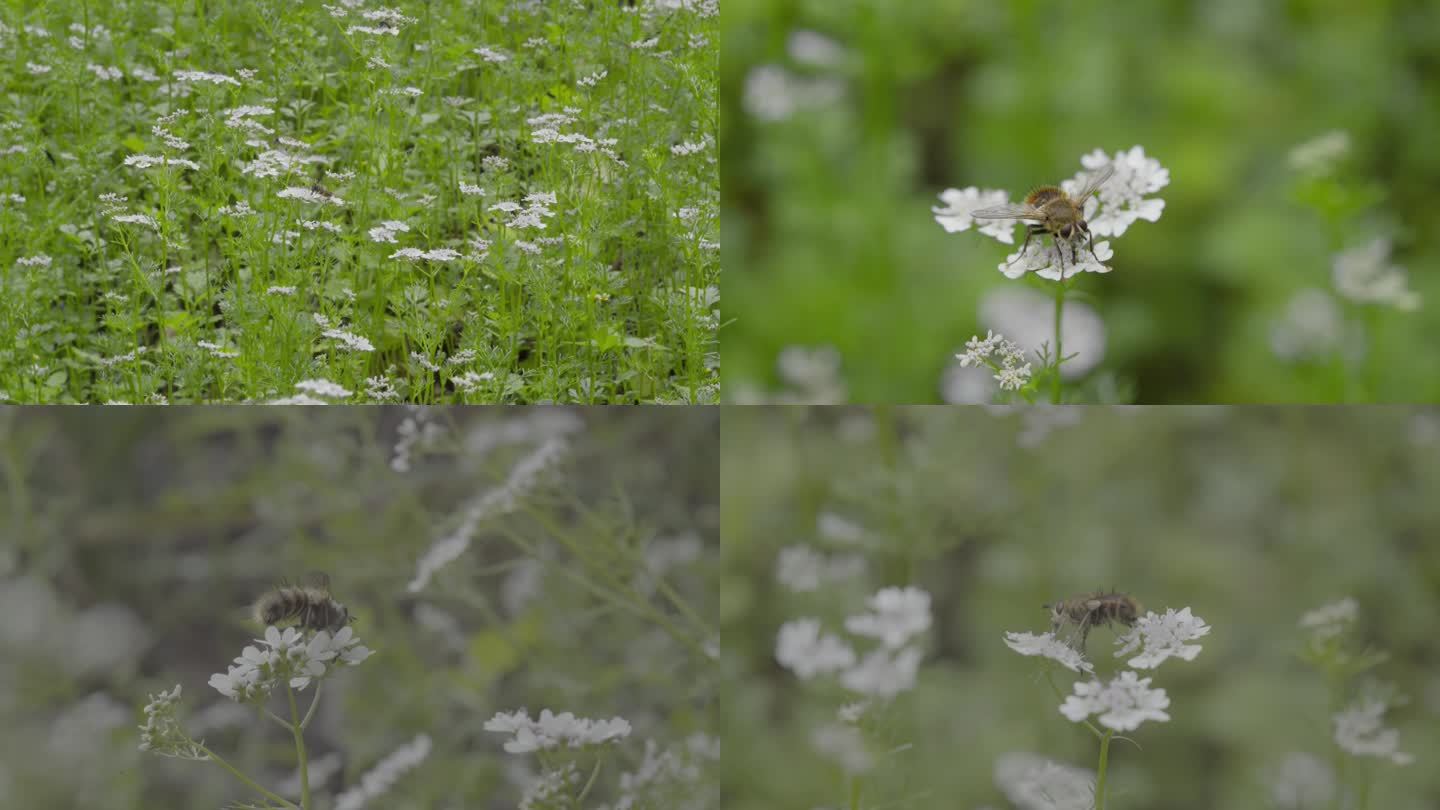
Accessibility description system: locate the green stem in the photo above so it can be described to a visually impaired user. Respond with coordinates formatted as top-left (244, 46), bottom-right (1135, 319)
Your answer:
top-left (575, 756), bottom-right (604, 803)
top-left (197, 742), bottom-right (298, 808)
top-left (1355, 761), bottom-right (1370, 810)
top-left (1095, 730), bottom-right (1113, 810)
top-left (300, 681), bottom-right (324, 730)
top-left (1051, 280), bottom-right (1065, 404)
top-left (287, 685), bottom-right (311, 810)
top-left (848, 773), bottom-right (862, 810)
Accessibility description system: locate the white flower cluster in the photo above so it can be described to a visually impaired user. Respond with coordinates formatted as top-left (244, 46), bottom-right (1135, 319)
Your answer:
top-left (208, 626), bottom-right (373, 702)
top-left (934, 146), bottom-right (1168, 281)
top-left (775, 586), bottom-right (930, 700)
top-left (956, 330), bottom-right (1033, 392)
top-left (1004, 604), bottom-right (1209, 732)
top-left (1332, 698), bottom-right (1412, 765)
top-left (994, 752), bottom-right (1095, 810)
top-left (137, 685), bottom-right (209, 759)
top-left (1298, 596), bottom-right (1357, 641)
top-left (1331, 237), bottom-right (1419, 311)
top-left (774, 545), bottom-right (865, 592)
top-left (484, 708), bottom-right (632, 753)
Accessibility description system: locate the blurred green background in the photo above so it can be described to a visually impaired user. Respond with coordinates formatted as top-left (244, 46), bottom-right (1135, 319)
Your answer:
top-left (0, 406), bottom-right (717, 809)
top-left (721, 0), bottom-right (1440, 403)
top-left (720, 406), bottom-right (1440, 809)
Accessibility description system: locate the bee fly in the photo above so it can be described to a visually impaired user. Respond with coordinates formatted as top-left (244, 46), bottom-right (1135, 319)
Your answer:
top-left (971, 163), bottom-right (1114, 271)
top-left (1044, 589), bottom-right (1141, 651)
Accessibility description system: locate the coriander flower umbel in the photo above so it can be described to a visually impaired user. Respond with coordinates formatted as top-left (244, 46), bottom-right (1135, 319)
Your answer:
top-left (1299, 597), bottom-right (1357, 641)
top-left (934, 146), bottom-right (1168, 281)
top-left (844, 586), bottom-right (932, 648)
top-left (1114, 606), bottom-right (1211, 669)
top-left (957, 330), bottom-right (1033, 392)
top-left (138, 685), bottom-right (209, 759)
top-left (208, 626), bottom-right (372, 702)
top-left (1059, 671), bottom-right (1171, 731)
top-left (1004, 631), bottom-right (1095, 675)
top-left (1331, 237), bottom-right (1419, 311)
top-left (484, 709), bottom-right (632, 753)
top-left (840, 646), bottom-right (923, 699)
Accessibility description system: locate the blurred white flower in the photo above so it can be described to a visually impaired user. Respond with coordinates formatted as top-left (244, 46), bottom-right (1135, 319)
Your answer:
top-left (1270, 288), bottom-right (1345, 361)
top-left (1114, 607), bottom-right (1210, 669)
top-left (1003, 631), bottom-right (1095, 675)
top-left (840, 645), bottom-right (922, 698)
top-left (208, 626), bottom-right (370, 702)
top-left (334, 734), bottom-right (432, 810)
top-left (1059, 671), bottom-right (1171, 731)
top-left (775, 545), bottom-right (866, 592)
top-left (933, 187), bottom-right (1017, 244)
top-left (1289, 130), bottom-right (1350, 174)
top-left (1331, 238), bottom-right (1419, 311)
top-left (981, 287), bottom-right (1106, 379)
top-left (742, 64), bottom-right (843, 122)
top-left (775, 618), bottom-right (856, 678)
top-left (845, 586), bottom-right (932, 648)
top-left (1333, 699), bottom-right (1412, 765)
top-left (1075, 146), bottom-right (1169, 238)
top-left (787, 30), bottom-right (848, 68)
top-left (994, 752), bottom-right (1095, 810)
top-left (811, 722), bottom-right (873, 774)
top-left (1268, 752), bottom-right (1335, 809)
top-left (1299, 597), bottom-right (1358, 640)
top-left (775, 344), bottom-right (848, 404)
top-left (484, 709), bottom-right (631, 753)
top-left (518, 763), bottom-right (577, 810)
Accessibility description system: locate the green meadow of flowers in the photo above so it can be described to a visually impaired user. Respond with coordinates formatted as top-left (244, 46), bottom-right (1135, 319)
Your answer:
top-left (0, 0), bottom-right (718, 403)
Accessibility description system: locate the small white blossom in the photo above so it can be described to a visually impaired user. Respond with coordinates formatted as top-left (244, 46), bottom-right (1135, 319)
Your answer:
top-left (15, 254), bottom-right (52, 269)
top-left (484, 709), bottom-right (631, 753)
top-left (1289, 130), bottom-right (1350, 173)
top-left (774, 545), bottom-right (866, 591)
top-left (994, 752), bottom-right (1095, 810)
top-left (1059, 671), bottom-right (1170, 731)
top-left (334, 734), bottom-right (431, 810)
top-left (932, 186), bottom-right (1017, 244)
top-left (840, 646), bottom-right (922, 699)
top-left (1003, 631), bottom-right (1095, 675)
top-left (1114, 607), bottom-right (1211, 669)
top-left (956, 329), bottom-right (1033, 392)
top-left (1075, 146), bottom-right (1169, 237)
top-left (1000, 238), bottom-right (1114, 281)
top-left (810, 723), bottom-right (873, 774)
top-left (138, 685), bottom-right (209, 759)
top-left (1299, 597), bottom-right (1358, 641)
top-left (1331, 238), bottom-right (1419, 311)
top-left (844, 586), bottom-right (931, 648)
top-left (294, 378), bottom-right (353, 398)
top-left (775, 619), bottom-right (855, 679)
top-left (174, 69), bottom-right (241, 86)
top-left (1271, 288), bottom-right (1344, 361)
top-left (1268, 752), bottom-right (1336, 809)
top-left (1333, 699), bottom-right (1412, 765)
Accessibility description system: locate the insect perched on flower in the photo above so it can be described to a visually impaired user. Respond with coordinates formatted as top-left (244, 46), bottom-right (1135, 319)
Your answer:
top-left (971, 163), bottom-right (1114, 271)
top-left (252, 572), bottom-right (354, 633)
top-left (1044, 589), bottom-right (1141, 651)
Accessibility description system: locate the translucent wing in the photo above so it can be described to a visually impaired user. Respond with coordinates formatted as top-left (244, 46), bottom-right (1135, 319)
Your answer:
top-left (970, 202), bottom-right (1046, 221)
top-left (1073, 163), bottom-right (1115, 203)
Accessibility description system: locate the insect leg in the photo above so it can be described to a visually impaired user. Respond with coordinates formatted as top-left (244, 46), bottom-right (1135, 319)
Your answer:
top-left (1086, 230), bottom-right (1101, 263)
top-left (1008, 225), bottom-right (1043, 266)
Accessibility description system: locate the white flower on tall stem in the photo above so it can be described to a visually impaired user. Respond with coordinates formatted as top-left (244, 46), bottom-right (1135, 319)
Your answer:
top-left (775, 618), bottom-right (856, 679)
top-left (1331, 237), bottom-right (1419, 312)
top-left (840, 646), bottom-right (922, 699)
top-left (483, 709), bottom-right (632, 753)
top-left (1059, 671), bottom-right (1171, 732)
top-left (1299, 597), bottom-right (1358, 641)
top-left (1114, 607), bottom-right (1211, 669)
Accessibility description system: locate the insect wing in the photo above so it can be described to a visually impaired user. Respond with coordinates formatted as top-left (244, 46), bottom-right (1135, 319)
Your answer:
top-left (1074, 163), bottom-right (1115, 203)
top-left (970, 202), bottom-right (1046, 221)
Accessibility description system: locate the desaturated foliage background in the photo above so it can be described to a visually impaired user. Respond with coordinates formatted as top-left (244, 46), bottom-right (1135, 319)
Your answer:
top-left (722, 0), bottom-right (1440, 402)
top-left (0, 406), bottom-right (718, 808)
top-left (721, 406), bottom-right (1440, 809)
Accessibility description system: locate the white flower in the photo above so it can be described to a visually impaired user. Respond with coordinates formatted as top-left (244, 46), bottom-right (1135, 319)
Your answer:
top-left (323, 327), bottom-right (375, 353)
top-left (1114, 607), bottom-right (1210, 669)
top-left (484, 709), bottom-right (631, 753)
top-left (845, 587), bottom-right (931, 648)
top-left (1270, 288), bottom-right (1345, 361)
top-left (932, 186), bottom-right (1017, 243)
top-left (138, 685), bottom-right (209, 759)
top-left (294, 378), bottom-right (352, 398)
top-left (994, 752), bottom-right (1095, 810)
top-left (1332, 238), bottom-right (1419, 311)
top-left (1059, 671), bottom-right (1171, 731)
top-left (279, 186), bottom-right (345, 206)
top-left (1003, 631), bottom-right (1095, 674)
top-left (1289, 130), bottom-right (1350, 173)
top-left (15, 254), bottom-right (52, 268)
top-left (1000, 238), bottom-right (1114, 282)
top-left (1299, 597), bottom-right (1358, 640)
top-left (775, 619), bottom-right (856, 679)
top-left (1333, 699), bottom-right (1412, 765)
top-left (774, 545), bottom-right (866, 592)
top-left (1075, 146), bottom-right (1169, 237)
top-left (811, 723), bottom-right (873, 774)
top-left (840, 646), bottom-right (922, 699)
top-left (1268, 752), bottom-right (1336, 809)
top-left (980, 287), bottom-right (1107, 380)
top-left (956, 329), bottom-right (1034, 392)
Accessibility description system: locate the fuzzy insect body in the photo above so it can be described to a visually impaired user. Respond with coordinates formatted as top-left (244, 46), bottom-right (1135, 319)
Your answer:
top-left (1044, 590), bottom-right (1141, 650)
top-left (252, 576), bottom-right (352, 633)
